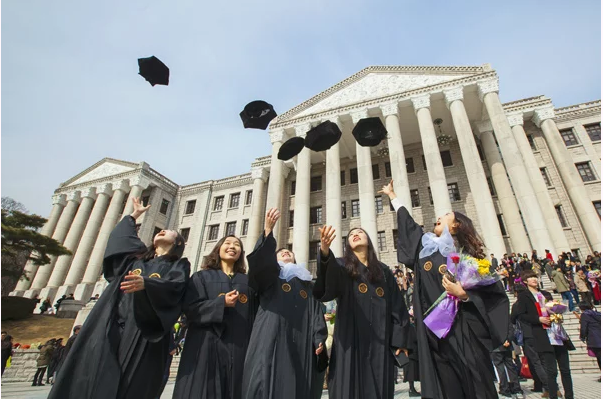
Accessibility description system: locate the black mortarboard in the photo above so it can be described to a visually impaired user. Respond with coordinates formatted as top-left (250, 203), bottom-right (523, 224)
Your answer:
top-left (304, 121), bottom-right (342, 152)
top-left (137, 56), bottom-right (169, 86)
top-left (240, 100), bottom-right (277, 130)
top-left (352, 117), bottom-right (387, 147)
top-left (277, 137), bottom-right (305, 161)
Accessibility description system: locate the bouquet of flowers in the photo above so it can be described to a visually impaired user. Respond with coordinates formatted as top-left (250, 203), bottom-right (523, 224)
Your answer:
top-left (423, 252), bottom-right (500, 338)
top-left (544, 300), bottom-right (569, 341)
top-left (588, 270), bottom-right (600, 287)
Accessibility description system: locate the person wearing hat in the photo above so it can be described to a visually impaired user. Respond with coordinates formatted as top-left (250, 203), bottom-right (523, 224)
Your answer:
top-left (48, 198), bottom-right (190, 399)
top-left (33, 339), bottom-right (56, 386)
top-left (242, 208), bottom-right (328, 399)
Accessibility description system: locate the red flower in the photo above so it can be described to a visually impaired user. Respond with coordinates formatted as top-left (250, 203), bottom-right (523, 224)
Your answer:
top-left (22, 344), bottom-right (31, 349)
top-left (451, 255), bottom-right (460, 264)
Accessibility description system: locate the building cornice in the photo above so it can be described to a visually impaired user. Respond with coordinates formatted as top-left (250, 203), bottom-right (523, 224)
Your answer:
top-left (554, 100), bottom-right (601, 123)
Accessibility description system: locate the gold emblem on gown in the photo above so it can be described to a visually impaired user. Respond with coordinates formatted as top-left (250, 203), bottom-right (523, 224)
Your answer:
top-left (131, 269), bottom-right (142, 276)
top-left (149, 273), bottom-right (161, 278)
top-left (238, 294), bottom-right (248, 304)
top-left (438, 265), bottom-right (448, 275)
top-left (299, 290), bottom-right (308, 299)
top-left (358, 283), bottom-right (368, 293)
top-left (282, 283), bottom-right (292, 292)
top-left (423, 261), bottom-right (432, 272)
top-left (375, 287), bottom-right (385, 297)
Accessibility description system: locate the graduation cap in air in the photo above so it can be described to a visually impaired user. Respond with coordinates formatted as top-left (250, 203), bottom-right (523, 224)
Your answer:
top-left (278, 137), bottom-right (305, 161)
top-left (137, 56), bottom-right (170, 86)
top-left (240, 100), bottom-right (277, 130)
top-left (352, 117), bottom-right (387, 147)
top-left (304, 121), bottom-right (342, 152)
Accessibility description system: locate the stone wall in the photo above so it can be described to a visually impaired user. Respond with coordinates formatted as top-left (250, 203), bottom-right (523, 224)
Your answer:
top-left (2, 348), bottom-right (39, 383)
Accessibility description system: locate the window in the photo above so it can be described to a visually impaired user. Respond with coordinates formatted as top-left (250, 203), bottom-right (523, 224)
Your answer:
top-left (141, 195), bottom-right (150, 206)
top-left (559, 128), bottom-right (579, 146)
top-left (208, 225), bottom-right (219, 240)
top-left (385, 162), bottom-right (392, 178)
top-left (571, 248), bottom-right (583, 262)
top-left (213, 196), bottom-right (224, 211)
top-left (241, 219), bottom-right (249, 236)
top-left (340, 170), bottom-right (346, 185)
top-left (289, 210), bottom-right (294, 227)
top-left (487, 176), bottom-right (497, 196)
top-left (576, 162), bottom-right (597, 182)
top-left (477, 144), bottom-right (485, 161)
top-left (309, 241), bottom-right (321, 261)
top-left (540, 168), bottom-right (552, 187)
top-left (351, 199), bottom-right (360, 217)
top-left (527, 135), bottom-right (537, 151)
top-left (229, 193), bottom-right (240, 208)
top-left (153, 226), bottom-right (162, 237)
top-left (342, 237), bottom-right (347, 255)
top-left (372, 164), bottom-right (380, 180)
top-left (286, 243), bottom-right (293, 251)
top-left (497, 214), bottom-right (507, 236)
top-left (290, 181), bottom-right (296, 196)
top-left (185, 200), bottom-right (196, 215)
top-left (310, 207), bottom-right (323, 224)
top-left (311, 176), bottom-right (322, 192)
top-left (180, 228), bottom-right (190, 243)
top-left (410, 189), bottom-right (420, 208)
top-left (448, 183), bottom-right (461, 202)
top-left (421, 155), bottom-right (427, 171)
top-left (594, 201), bottom-right (601, 219)
top-left (341, 202), bottom-right (347, 219)
top-left (350, 168), bottom-right (358, 184)
top-left (585, 123), bottom-right (601, 141)
top-left (375, 196), bottom-right (384, 214)
top-left (406, 158), bottom-right (415, 173)
top-left (245, 190), bottom-right (253, 205)
top-left (555, 205), bottom-right (568, 228)
top-left (377, 231), bottom-right (387, 252)
top-left (159, 199), bottom-right (170, 215)
top-left (392, 229), bottom-right (399, 250)
top-left (440, 150), bottom-right (453, 167)
top-left (428, 187), bottom-right (433, 205)
top-left (225, 221), bottom-right (237, 236)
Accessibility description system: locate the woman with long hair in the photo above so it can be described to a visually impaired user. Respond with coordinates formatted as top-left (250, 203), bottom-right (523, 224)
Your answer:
top-left (313, 223), bottom-right (406, 399)
top-left (174, 234), bottom-right (256, 399)
top-left (242, 209), bottom-right (328, 399)
top-left (382, 180), bottom-right (509, 399)
top-left (49, 197), bottom-right (190, 399)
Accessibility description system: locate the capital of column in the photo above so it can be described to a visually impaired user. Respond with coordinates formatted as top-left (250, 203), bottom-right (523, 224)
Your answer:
top-left (51, 194), bottom-right (67, 207)
top-left (532, 107), bottom-right (555, 128)
top-left (477, 78), bottom-right (499, 102)
top-left (379, 102), bottom-right (399, 117)
top-left (475, 120), bottom-right (494, 134)
top-left (327, 115), bottom-right (344, 128)
top-left (507, 112), bottom-right (525, 127)
top-left (79, 187), bottom-right (97, 200)
top-left (294, 124), bottom-right (311, 137)
top-left (350, 109), bottom-right (369, 123)
top-left (112, 180), bottom-right (130, 193)
top-left (443, 87), bottom-right (464, 109)
top-left (269, 129), bottom-right (285, 144)
top-left (128, 175), bottom-right (150, 189)
top-left (96, 183), bottom-right (113, 196)
top-left (411, 94), bottom-right (431, 112)
top-left (250, 166), bottom-right (269, 182)
top-left (282, 164), bottom-right (292, 179)
top-left (66, 191), bottom-right (82, 203)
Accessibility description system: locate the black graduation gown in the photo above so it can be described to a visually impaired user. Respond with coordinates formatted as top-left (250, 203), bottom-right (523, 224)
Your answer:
top-left (173, 269), bottom-right (257, 399)
top-left (48, 216), bottom-right (191, 399)
top-left (313, 250), bottom-right (405, 399)
top-left (401, 289), bottom-right (419, 383)
top-left (395, 205), bottom-right (509, 399)
top-left (242, 232), bottom-right (328, 399)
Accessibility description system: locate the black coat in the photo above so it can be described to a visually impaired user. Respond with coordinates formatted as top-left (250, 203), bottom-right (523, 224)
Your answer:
top-left (580, 309), bottom-right (601, 348)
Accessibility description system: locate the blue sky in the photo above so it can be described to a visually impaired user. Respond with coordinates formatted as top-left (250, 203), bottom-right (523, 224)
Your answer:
top-left (2, 0), bottom-right (600, 216)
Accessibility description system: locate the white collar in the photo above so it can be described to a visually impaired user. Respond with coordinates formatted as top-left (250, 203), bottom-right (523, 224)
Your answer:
top-left (419, 224), bottom-right (456, 259)
top-left (278, 261), bottom-right (313, 282)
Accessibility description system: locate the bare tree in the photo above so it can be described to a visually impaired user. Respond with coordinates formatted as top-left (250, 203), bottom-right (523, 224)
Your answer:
top-left (1, 197), bottom-right (28, 214)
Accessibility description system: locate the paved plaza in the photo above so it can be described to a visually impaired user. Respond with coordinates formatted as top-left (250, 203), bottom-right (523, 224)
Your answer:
top-left (2, 374), bottom-right (600, 398)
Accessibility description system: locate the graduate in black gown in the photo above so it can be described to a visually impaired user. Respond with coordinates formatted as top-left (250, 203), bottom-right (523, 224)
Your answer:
top-left (242, 208), bottom-right (328, 399)
top-left (381, 180), bottom-right (509, 399)
top-left (174, 235), bottom-right (257, 399)
top-left (313, 225), bottom-right (406, 399)
top-left (48, 197), bottom-right (190, 399)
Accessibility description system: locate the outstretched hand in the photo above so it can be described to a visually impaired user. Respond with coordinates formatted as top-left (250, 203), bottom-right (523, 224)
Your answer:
top-left (121, 271), bottom-right (145, 293)
top-left (319, 226), bottom-right (337, 256)
top-left (264, 208), bottom-right (281, 236)
top-left (377, 179), bottom-right (396, 199)
top-left (130, 197), bottom-right (151, 220)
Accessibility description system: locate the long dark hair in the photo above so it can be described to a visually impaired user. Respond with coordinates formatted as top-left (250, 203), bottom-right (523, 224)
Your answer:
top-left (452, 212), bottom-right (486, 259)
top-left (136, 231), bottom-right (186, 262)
top-left (343, 228), bottom-right (382, 283)
top-left (202, 235), bottom-right (247, 274)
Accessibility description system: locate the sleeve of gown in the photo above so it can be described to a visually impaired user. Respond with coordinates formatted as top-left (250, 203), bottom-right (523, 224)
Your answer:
top-left (395, 204), bottom-right (423, 268)
top-left (313, 250), bottom-right (347, 302)
top-left (246, 232), bottom-right (280, 293)
top-left (183, 272), bottom-right (226, 327)
top-left (312, 298), bottom-right (328, 349)
top-left (465, 280), bottom-right (510, 348)
top-left (388, 268), bottom-right (407, 349)
top-left (103, 216), bottom-right (147, 282)
top-left (132, 258), bottom-right (191, 342)
top-left (579, 315), bottom-right (588, 342)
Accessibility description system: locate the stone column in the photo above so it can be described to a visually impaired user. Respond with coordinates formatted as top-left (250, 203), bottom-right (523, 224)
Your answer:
top-left (533, 107), bottom-right (602, 252)
top-left (478, 79), bottom-right (555, 255)
top-left (351, 110), bottom-right (379, 246)
top-left (411, 94), bottom-right (452, 219)
top-left (477, 121), bottom-right (531, 253)
top-left (14, 194), bottom-right (66, 295)
top-left (265, 129), bottom-right (286, 245)
top-left (381, 102), bottom-right (413, 215)
top-left (292, 124), bottom-right (312, 266)
top-left (29, 191), bottom-right (81, 298)
top-left (444, 87), bottom-right (506, 257)
top-left (75, 182), bottom-right (129, 301)
top-left (246, 167), bottom-right (268, 250)
top-left (121, 176), bottom-right (147, 217)
top-left (508, 112), bottom-right (569, 257)
top-left (325, 117), bottom-right (343, 257)
top-left (65, 184), bottom-right (112, 294)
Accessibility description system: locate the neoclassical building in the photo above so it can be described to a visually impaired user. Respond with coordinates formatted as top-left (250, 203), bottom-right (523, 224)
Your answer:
top-left (11, 64), bottom-right (602, 304)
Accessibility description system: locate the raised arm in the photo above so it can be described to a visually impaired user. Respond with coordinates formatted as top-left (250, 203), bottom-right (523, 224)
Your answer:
top-left (313, 225), bottom-right (347, 302)
top-left (246, 209), bottom-right (281, 293)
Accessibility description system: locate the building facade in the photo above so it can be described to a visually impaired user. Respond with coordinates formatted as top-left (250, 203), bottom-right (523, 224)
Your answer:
top-left (10, 64), bottom-right (602, 303)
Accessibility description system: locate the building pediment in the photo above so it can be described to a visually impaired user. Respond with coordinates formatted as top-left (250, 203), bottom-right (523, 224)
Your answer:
top-left (273, 65), bottom-right (489, 124)
top-left (62, 158), bottom-right (139, 187)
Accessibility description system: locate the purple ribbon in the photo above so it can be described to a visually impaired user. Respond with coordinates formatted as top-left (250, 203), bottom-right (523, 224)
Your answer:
top-left (423, 293), bottom-right (459, 339)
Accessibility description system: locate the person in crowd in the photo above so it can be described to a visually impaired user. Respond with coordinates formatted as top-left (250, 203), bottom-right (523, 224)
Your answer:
top-left (53, 325), bottom-right (81, 381)
top-left (490, 254), bottom-right (499, 272)
top-left (401, 283), bottom-right (420, 397)
top-left (565, 270), bottom-right (580, 306)
top-left (174, 235), bottom-right (256, 399)
top-left (242, 209), bottom-right (327, 399)
top-left (545, 250), bottom-right (554, 263)
top-left (491, 321), bottom-right (522, 397)
top-left (1, 334), bottom-right (13, 376)
top-left (323, 300), bottom-right (337, 390)
top-left (557, 255), bottom-right (567, 273)
top-left (552, 267), bottom-right (575, 311)
top-left (384, 180), bottom-right (508, 399)
top-left (54, 295), bottom-right (66, 313)
top-left (578, 301), bottom-right (601, 378)
top-left (531, 250), bottom-right (539, 263)
top-left (313, 221), bottom-right (405, 399)
top-left (48, 198), bottom-right (190, 399)
top-left (33, 339), bottom-right (56, 386)
top-left (46, 337), bottom-right (63, 384)
top-left (593, 252), bottom-right (601, 270)
top-left (575, 269), bottom-right (595, 307)
top-left (39, 298), bottom-right (51, 314)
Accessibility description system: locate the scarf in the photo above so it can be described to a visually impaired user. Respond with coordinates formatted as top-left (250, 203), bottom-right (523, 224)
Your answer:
top-left (278, 261), bottom-right (313, 282)
top-left (419, 224), bottom-right (456, 259)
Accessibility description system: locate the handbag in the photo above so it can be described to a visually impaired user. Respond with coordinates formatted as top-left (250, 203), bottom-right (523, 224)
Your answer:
top-left (513, 322), bottom-right (524, 346)
top-left (520, 356), bottom-right (532, 379)
top-left (5, 356), bottom-right (11, 369)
